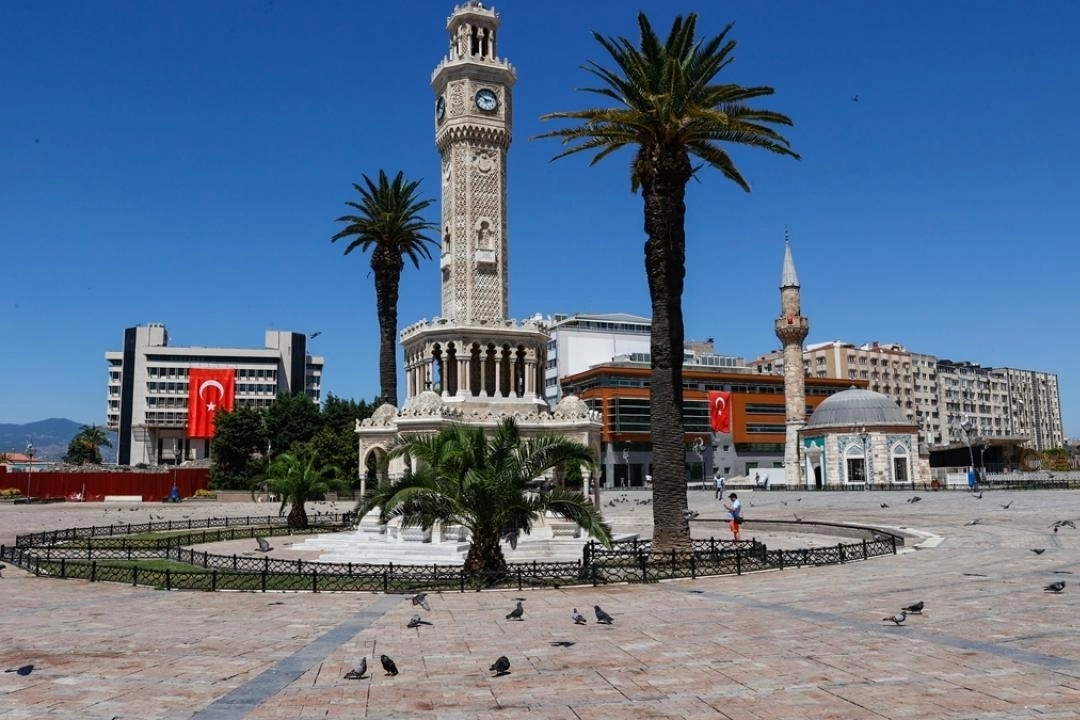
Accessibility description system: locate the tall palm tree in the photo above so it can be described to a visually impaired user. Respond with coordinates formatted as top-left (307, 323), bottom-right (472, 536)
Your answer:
top-left (331, 170), bottom-right (437, 405)
top-left (267, 451), bottom-right (345, 529)
top-left (358, 419), bottom-right (613, 578)
top-left (64, 424), bottom-right (113, 465)
top-left (536, 14), bottom-right (798, 552)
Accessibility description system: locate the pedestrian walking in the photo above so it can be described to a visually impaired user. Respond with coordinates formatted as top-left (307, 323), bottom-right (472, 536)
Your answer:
top-left (724, 492), bottom-right (743, 541)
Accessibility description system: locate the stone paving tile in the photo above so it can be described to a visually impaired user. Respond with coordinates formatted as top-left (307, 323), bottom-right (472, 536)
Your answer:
top-left (4, 490), bottom-right (1080, 718)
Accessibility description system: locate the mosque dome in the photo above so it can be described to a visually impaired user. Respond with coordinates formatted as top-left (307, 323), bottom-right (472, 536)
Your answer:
top-left (804, 387), bottom-right (913, 430)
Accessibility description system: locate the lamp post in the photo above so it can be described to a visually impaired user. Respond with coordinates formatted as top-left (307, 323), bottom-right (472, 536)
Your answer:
top-left (857, 427), bottom-right (871, 489)
top-left (621, 446), bottom-right (630, 489)
top-left (692, 437), bottom-right (705, 490)
top-left (979, 438), bottom-right (990, 483)
top-left (957, 418), bottom-right (977, 490)
top-left (24, 439), bottom-right (34, 500)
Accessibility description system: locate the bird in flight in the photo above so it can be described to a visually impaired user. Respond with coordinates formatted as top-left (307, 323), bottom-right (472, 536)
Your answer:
top-left (1031, 548), bottom-right (1046, 555)
top-left (1000, 500), bottom-right (1013, 510)
top-left (255, 537), bottom-right (273, 552)
top-left (852, 94), bottom-right (860, 102)
top-left (883, 610), bottom-right (907, 625)
top-left (907, 496), bottom-right (922, 504)
top-left (308, 331), bottom-right (322, 339)
top-left (411, 592), bottom-right (431, 612)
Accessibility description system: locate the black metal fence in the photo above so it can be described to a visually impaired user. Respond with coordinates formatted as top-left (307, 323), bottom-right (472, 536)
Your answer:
top-left (1, 515), bottom-right (898, 593)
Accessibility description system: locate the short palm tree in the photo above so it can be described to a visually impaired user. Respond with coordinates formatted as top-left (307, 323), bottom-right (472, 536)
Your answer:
top-left (64, 424), bottom-right (113, 465)
top-left (357, 419), bottom-right (613, 577)
top-left (267, 451), bottom-right (345, 529)
top-left (331, 170), bottom-right (437, 405)
top-left (537, 13), bottom-right (799, 552)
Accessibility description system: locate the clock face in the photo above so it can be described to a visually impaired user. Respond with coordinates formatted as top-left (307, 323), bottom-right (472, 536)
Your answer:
top-left (475, 88), bottom-right (498, 112)
top-left (436, 96), bottom-right (446, 121)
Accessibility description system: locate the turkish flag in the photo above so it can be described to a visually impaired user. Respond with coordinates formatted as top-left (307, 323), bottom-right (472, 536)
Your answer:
top-left (187, 368), bottom-right (236, 438)
top-left (708, 391), bottom-right (732, 434)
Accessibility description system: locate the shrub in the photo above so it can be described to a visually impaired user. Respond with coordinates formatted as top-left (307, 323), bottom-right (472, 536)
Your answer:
top-left (0, 487), bottom-right (22, 497)
top-left (194, 489), bottom-right (217, 499)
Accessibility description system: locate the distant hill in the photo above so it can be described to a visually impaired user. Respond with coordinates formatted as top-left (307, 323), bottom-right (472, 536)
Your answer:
top-left (0, 419), bottom-right (117, 462)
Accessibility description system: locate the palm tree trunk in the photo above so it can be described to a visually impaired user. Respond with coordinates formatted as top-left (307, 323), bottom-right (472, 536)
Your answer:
top-left (287, 502), bottom-right (308, 530)
top-left (641, 149), bottom-right (693, 553)
top-left (464, 530), bottom-right (508, 579)
top-left (372, 248), bottom-right (404, 405)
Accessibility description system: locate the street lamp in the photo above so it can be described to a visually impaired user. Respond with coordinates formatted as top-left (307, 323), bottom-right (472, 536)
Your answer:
top-left (24, 439), bottom-right (34, 500)
top-left (621, 446), bottom-right (630, 489)
top-left (956, 418), bottom-right (977, 490)
top-left (692, 438), bottom-right (705, 490)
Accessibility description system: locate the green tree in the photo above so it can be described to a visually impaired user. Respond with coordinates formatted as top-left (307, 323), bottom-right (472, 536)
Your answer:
top-left (537, 14), bottom-right (798, 552)
top-left (267, 450), bottom-right (346, 529)
top-left (63, 424), bottom-right (113, 465)
top-left (264, 392), bottom-right (322, 453)
top-left (359, 419), bottom-right (613, 578)
top-left (210, 405), bottom-right (267, 489)
top-left (331, 170), bottom-right (437, 406)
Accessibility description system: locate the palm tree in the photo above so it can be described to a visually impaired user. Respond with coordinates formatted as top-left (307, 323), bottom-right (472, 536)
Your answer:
top-left (331, 170), bottom-right (437, 406)
top-left (536, 13), bottom-right (799, 552)
top-left (64, 424), bottom-right (113, 465)
top-left (267, 451), bottom-right (345, 529)
top-left (358, 419), bottom-right (613, 578)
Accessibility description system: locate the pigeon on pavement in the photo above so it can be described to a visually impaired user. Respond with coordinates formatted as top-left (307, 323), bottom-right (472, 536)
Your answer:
top-left (1044, 581), bottom-right (1066, 593)
top-left (880, 503), bottom-right (889, 508)
top-left (411, 593), bottom-right (431, 611)
top-left (965, 519), bottom-right (982, 526)
top-left (883, 610), bottom-right (908, 625)
top-left (1050, 520), bottom-right (1076, 530)
top-left (407, 614), bottom-right (432, 629)
top-left (489, 655), bottom-right (510, 676)
top-left (343, 657), bottom-right (367, 679)
top-left (595, 605), bottom-right (614, 624)
top-left (506, 601), bottom-right (524, 621)
top-left (4, 665), bottom-right (33, 676)
top-left (571, 608), bottom-right (587, 625)
top-left (907, 496), bottom-right (922, 504)
top-left (902, 601), bottom-right (924, 613)
top-left (380, 654), bottom-right (399, 676)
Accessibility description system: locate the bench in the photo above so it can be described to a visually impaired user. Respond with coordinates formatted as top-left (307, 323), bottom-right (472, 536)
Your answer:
top-left (104, 495), bottom-right (143, 503)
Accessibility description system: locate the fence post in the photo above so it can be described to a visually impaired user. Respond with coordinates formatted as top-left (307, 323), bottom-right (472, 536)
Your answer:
top-left (60, 557), bottom-right (66, 579)
top-left (517, 567), bottom-right (522, 591)
top-left (890, 535), bottom-right (897, 554)
top-left (166, 569), bottom-right (171, 591)
top-left (382, 569), bottom-right (389, 593)
top-left (212, 570), bottom-right (217, 592)
top-left (838, 543), bottom-right (845, 564)
top-left (460, 571), bottom-right (465, 593)
top-left (862, 539), bottom-right (868, 560)
top-left (261, 570), bottom-right (267, 592)
top-left (232, 554), bottom-right (238, 571)
top-left (312, 569), bottom-right (318, 593)
top-left (638, 550), bottom-right (648, 583)
top-left (690, 552), bottom-right (696, 579)
top-left (591, 562), bottom-right (598, 587)
top-left (132, 566), bottom-right (139, 587)
top-left (91, 561), bottom-right (97, 582)
top-left (735, 549), bottom-right (742, 575)
top-left (778, 549), bottom-right (784, 571)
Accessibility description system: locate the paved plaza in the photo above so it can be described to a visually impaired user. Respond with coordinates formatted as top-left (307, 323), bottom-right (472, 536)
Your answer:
top-left (2, 488), bottom-right (1080, 719)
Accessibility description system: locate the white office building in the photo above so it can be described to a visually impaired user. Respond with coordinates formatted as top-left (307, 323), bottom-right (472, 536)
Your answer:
top-left (105, 324), bottom-right (324, 466)
top-left (542, 313), bottom-right (653, 406)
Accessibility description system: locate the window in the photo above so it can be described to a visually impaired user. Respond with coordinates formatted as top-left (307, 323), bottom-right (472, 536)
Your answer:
top-left (893, 457), bottom-right (909, 483)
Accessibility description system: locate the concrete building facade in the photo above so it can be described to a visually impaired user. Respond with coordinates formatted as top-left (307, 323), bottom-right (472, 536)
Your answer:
top-left (105, 324), bottom-right (323, 466)
top-left (542, 313), bottom-right (652, 406)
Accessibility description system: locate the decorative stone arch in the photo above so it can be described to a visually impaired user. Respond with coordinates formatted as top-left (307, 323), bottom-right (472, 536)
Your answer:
top-left (474, 217), bottom-right (495, 250)
top-left (362, 446), bottom-right (390, 490)
top-left (888, 435), bottom-right (912, 484)
top-left (841, 433), bottom-right (868, 485)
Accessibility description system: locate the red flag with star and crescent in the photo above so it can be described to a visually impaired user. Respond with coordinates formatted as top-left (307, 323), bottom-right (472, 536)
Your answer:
top-left (187, 368), bottom-right (236, 438)
top-left (708, 391), bottom-right (732, 434)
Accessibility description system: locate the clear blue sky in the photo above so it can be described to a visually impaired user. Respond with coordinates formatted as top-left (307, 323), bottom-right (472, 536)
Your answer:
top-left (2, 1), bottom-right (1077, 437)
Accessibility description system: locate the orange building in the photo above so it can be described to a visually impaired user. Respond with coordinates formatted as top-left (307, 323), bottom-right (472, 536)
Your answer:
top-left (561, 360), bottom-right (866, 487)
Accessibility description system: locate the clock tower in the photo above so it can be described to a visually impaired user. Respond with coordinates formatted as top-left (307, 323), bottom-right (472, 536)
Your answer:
top-left (397, 1), bottom-right (548, 409)
top-left (431, 1), bottom-right (514, 323)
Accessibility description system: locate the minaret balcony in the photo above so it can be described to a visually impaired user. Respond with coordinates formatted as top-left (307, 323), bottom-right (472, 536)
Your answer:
top-left (775, 315), bottom-right (809, 342)
top-left (440, 253), bottom-right (451, 270)
top-left (475, 249), bottom-right (496, 265)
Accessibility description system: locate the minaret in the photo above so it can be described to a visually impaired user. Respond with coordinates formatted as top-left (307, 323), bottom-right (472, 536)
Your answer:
top-left (775, 231), bottom-right (809, 487)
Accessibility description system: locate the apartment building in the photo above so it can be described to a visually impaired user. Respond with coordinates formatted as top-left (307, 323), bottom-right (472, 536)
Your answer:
top-left (542, 313), bottom-right (653, 406)
top-left (106, 324), bottom-right (324, 466)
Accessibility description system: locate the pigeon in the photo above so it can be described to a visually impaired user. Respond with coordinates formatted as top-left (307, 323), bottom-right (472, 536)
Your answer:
top-left (965, 519), bottom-right (982, 526)
top-left (506, 601), bottom-right (524, 621)
top-left (1050, 520), bottom-right (1076, 530)
top-left (880, 503), bottom-right (889, 508)
top-left (255, 537), bottom-right (273, 552)
top-left (1000, 501), bottom-right (1013, 510)
top-left (0, 563), bottom-right (5, 577)
top-left (380, 654), bottom-right (399, 676)
top-left (902, 601), bottom-right (924, 614)
top-left (5, 665), bottom-right (33, 676)
top-left (343, 657), bottom-right (367, 680)
top-left (594, 605), bottom-right (614, 624)
top-left (907, 496), bottom-right (922, 504)
top-left (571, 608), bottom-right (587, 625)
top-left (1044, 581), bottom-right (1066, 593)
top-left (411, 592), bottom-right (431, 612)
top-left (683, 510), bottom-right (699, 521)
top-left (852, 94), bottom-right (860, 102)
top-left (1031, 548), bottom-right (1047, 555)
top-left (883, 610), bottom-right (907, 625)
top-left (407, 614), bottom-right (431, 629)
top-left (489, 655), bottom-right (510, 676)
